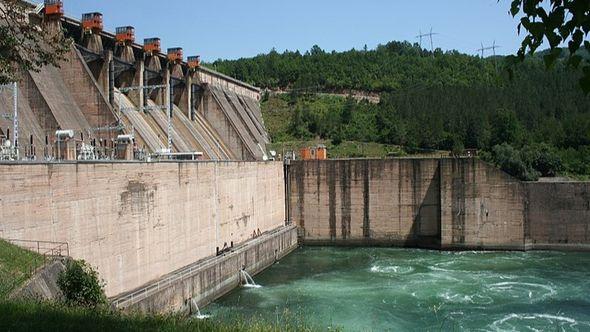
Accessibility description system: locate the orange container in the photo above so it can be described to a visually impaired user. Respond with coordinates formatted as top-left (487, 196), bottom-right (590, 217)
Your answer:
top-left (82, 12), bottom-right (103, 32)
top-left (167, 48), bottom-right (184, 63)
top-left (316, 146), bottom-right (327, 160)
top-left (144, 38), bottom-right (161, 54)
top-left (116, 26), bottom-right (135, 44)
top-left (44, 0), bottom-right (63, 17)
top-left (188, 56), bottom-right (201, 69)
top-left (299, 147), bottom-right (312, 161)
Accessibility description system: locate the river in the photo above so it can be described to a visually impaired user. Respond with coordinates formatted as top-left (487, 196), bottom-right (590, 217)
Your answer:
top-left (208, 247), bottom-right (590, 331)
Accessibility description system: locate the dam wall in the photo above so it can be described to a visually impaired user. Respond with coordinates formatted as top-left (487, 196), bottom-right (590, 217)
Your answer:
top-left (0, 161), bottom-right (286, 297)
top-left (289, 159), bottom-right (590, 251)
top-left (525, 182), bottom-right (590, 250)
top-left (439, 158), bottom-right (525, 250)
top-left (288, 159), bottom-right (441, 247)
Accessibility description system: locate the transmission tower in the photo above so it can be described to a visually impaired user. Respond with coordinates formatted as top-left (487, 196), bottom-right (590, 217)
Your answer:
top-left (416, 28), bottom-right (438, 56)
top-left (477, 40), bottom-right (501, 58)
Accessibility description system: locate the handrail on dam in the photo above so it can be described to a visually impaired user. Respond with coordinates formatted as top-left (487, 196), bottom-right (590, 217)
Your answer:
top-left (5, 238), bottom-right (70, 257)
top-left (110, 225), bottom-right (296, 309)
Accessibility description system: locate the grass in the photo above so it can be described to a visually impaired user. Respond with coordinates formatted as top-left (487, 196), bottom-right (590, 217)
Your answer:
top-left (0, 240), bottom-right (44, 298)
top-left (0, 301), bottom-right (327, 332)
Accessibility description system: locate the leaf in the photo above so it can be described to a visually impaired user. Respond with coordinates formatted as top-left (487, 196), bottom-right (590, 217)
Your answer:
top-left (510, 0), bottom-right (521, 16)
top-left (568, 29), bottom-right (584, 55)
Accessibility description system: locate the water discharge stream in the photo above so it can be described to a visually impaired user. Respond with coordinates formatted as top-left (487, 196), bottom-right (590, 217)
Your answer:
top-left (208, 248), bottom-right (590, 331)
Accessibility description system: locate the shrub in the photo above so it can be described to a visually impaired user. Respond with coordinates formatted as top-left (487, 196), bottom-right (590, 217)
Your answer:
top-left (57, 260), bottom-right (106, 308)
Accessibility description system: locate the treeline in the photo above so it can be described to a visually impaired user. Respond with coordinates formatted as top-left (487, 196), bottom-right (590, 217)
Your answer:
top-left (213, 42), bottom-right (590, 180)
top-left (210, 41), bottom-right (498, 92)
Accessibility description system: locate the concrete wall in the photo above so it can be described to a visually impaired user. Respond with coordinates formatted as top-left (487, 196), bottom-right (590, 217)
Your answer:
top-left (60, 48), bottom-right (118, 139)
top-left (198, 69), bottom-right (260, 101)
top-left (119, 225), bottom-right (298, 314)
top-left (439, 158), bottom-right (526, 250)
top-left (525, 182), bottom-right (590, 250)
top-left (289, 159), bottom-right (441, 247)
top-left (289, 158), bottom-right (590, 251)
top-left (0, 161), bottom-right (286, 297)
top-left (201, 89), bottom-right (253, 161)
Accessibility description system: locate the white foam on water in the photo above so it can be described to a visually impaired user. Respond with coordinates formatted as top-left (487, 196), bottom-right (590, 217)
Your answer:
top-left (487, 282), bottom-right (557, 301)
top-left (490, 313), bottom-right (589, 332)
top-left (370, 265), bottom-right (414, 274)
top-left (243, 284), bottom-right (263, 289)
top-left (438, 291), bottom-right (494, 305)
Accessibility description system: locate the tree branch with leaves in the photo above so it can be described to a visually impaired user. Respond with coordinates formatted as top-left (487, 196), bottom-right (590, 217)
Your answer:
top-left (0, 0), bottom-right (71, 84)
top-left (508, 0), bottom-right (590, 92)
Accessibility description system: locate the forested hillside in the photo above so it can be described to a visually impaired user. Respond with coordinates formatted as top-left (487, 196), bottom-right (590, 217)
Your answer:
top-left (209, 42), bottom-right (590, 180)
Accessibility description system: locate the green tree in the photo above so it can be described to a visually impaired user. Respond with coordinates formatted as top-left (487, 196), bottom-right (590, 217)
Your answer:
top-left (58, 260), bottom-right (106, 308)
top-left (490, 109), bottom-right (523, 147)
top-left (0, 0), bottom-right (71, 84)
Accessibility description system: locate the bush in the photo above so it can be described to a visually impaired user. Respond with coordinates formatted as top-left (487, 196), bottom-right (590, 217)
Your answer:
top-left (57, 260), bottom-right (106, 308)
top-left (523, 143), bottom-right (563, 177)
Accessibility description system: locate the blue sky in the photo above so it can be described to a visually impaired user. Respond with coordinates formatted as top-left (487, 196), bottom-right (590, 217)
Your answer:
top-left (37, 0), bottom-right (524, 61)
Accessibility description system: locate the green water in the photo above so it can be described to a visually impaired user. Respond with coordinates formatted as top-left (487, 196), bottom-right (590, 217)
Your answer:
top-left (208, 247), bottom-right (590, 331)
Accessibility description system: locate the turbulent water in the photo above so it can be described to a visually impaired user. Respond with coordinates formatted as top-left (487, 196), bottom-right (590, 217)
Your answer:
top-left (207, 248), bottom-right (590, 331)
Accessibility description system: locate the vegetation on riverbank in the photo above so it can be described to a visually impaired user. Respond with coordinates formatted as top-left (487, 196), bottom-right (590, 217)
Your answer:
top-left (0, 300), bottom-right (323, 332)
top-left (0, 242), bottom-right (323, 332)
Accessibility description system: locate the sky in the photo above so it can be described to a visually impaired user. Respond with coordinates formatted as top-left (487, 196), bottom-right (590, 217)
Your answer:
top-left (34, 0), bottom-right (525, 61)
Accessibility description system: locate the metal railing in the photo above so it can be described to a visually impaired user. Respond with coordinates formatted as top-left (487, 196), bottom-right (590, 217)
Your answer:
top-left (5, 239), bottom-right (70, 257)
top-left (111, 225), bottom-right (296, 309)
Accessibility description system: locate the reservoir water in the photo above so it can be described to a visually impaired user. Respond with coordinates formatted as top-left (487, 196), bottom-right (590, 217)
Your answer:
top-left (208, 247), bottom-right (590, 331)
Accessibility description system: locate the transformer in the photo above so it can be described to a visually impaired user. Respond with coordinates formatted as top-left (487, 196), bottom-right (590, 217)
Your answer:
top-left (81, 12), bottom-right (103, 33)
top-left (144, 38), bottom-right (161, 55)
top-left (115, 26), bottom-right (135, 45)
top-left (188, 56), bottom-right (201, 69)
top-left (44, 0), bottom-right (64, 17)
top-left (167, 48), bottom-right (183, 63)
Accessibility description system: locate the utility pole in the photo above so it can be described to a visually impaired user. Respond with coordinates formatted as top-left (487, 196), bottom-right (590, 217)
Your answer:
top-left (416, 28), bottom-right (438, 56)
top-left (12, 82), bottom-right (18, 150)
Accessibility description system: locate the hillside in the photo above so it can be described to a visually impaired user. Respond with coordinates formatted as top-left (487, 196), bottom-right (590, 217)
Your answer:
top-left (210, 42), bottom-right (590, 180)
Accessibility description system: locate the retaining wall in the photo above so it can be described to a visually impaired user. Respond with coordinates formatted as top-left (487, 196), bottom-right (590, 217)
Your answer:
top-left (0, 161), bottom-right (285, 297)
top-left (118, 225), bottom-right (298, 314)
top-left (289, 158), bottom-right (590, 251)
top-left (289, 159), bottom-right (440, 247)
top-left (525, 182), bottom-right (590, 250)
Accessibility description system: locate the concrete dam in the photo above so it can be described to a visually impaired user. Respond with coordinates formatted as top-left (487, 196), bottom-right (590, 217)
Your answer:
top-left (1, 3), bottom-right (269, 162)
top-left (1, 1), bottom-right (590, 317)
